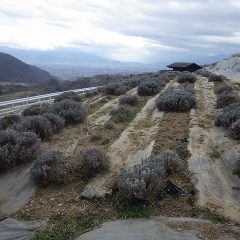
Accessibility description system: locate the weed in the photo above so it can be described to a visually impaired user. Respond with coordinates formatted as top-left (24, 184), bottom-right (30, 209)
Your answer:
top-left (104, 120), bottom-right (114, 129)
top-left (186, 183), bottom-right (197, 207)
top-left (198, 123), bottom-right (205, 128)
top-left (99, 98), bottom-right (109, 104)
top-left (194, 207), bottom-right (230, 224)
top-left (89, 106), bottom-right (98, 115)
top-left (209, 147), bottom-right (221, 159)
top-left (232, 168), bottom-right (240, 176)
top-left (89, 132), bottom-right (103, 142)
top-left (114, 193), bottom-right (152, 218)
top-left (32, 199), bottom-right (119, 240)
top-left (138, 117), bottom-right (152, 128)
top-left (33, 217), bottom-right (81, 240)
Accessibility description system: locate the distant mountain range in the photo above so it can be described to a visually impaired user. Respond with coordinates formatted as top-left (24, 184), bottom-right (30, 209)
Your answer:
top-left (0, 46), bottom-right (148, 66)
top-left (0, 52), bottom-right (53, 84)
top-left (0, 46), bottom-right (160, 80)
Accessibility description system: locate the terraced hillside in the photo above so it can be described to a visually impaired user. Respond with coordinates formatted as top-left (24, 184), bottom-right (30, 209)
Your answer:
top-left (0, 71), bottom-right (240, 239)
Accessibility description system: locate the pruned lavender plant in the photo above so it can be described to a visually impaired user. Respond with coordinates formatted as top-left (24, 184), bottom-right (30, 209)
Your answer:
top-left (216, 85), bottom-right (233, 95)
top-left (104, 83), bottom-right (128, 96)
top-left (156, 88), bottom-right (196, 112)
top-left (177, 72), bottom-right (197, 83)
top-left (31, 150), bottom-right (64, 186)
top-left (137, 81), bottom-right (160, 96)
top-left (216, 92), bottom-right (238, 108)
top-left (119, 95), bottom-right (139, 106)
top-left (116, 157), bottom-right (166, 201)
top-left (0, 114), bottom-right (21, 130)
top-left (54, 91), bottom-right (83, 102)
top-left (228, 119), bottom-right (240, 140)
top-left (0, 129), bottom-right (40, 171)
top-left (43, 113), bottom-right (65, 133)
top-left (111, 105), bottom-right (132, 123)
top-left (215, 102), bottom-right (240, 128)
top-left (13, 115), bottom-right (53, 139)
top-left (53, 100), bottom-right (88, 124)
top-left (82, 148), bottom-right (109, 177)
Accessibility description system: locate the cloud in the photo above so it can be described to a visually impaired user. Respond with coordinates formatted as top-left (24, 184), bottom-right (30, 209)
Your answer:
top-left (0, 0), bottom-right (239, 63)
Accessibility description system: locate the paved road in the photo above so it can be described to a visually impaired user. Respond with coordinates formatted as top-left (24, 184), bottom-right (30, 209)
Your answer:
top-left (77, 217), bottom-right (236, 240)
top-left (0, 164), bottom-right (36, 216)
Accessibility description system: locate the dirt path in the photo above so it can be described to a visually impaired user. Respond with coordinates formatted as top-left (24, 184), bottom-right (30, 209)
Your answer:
top-left (188, 76), bottom-right (240, 221)
top-left (89, 87), bottom-right (137, 126)
top-left (81, 81), bottom-right (176, 199)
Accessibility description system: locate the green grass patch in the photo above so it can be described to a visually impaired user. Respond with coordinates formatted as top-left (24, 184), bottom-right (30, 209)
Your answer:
top-left (33, 217), bottom-right (81, 240)
top-left (89, 106), bottom-right (98, 115)
top-left (194, 207), bottom-right (230, 224)
top-left (198, 123), bottom-right (206, 128)
top-left (209, 147), bottom-right (221, 159)
top-left (114, 194), bottom-right (152, 219)
top-left (232, 168), bottom-right (240, 176)
top-left (32, 199), bottom-right (119, 240)
top-left (186, 183), bottom-right (197, 207)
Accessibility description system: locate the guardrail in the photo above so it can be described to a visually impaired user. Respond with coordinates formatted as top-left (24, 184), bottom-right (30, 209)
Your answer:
top-left (0, 86), bottom-right (99, 115)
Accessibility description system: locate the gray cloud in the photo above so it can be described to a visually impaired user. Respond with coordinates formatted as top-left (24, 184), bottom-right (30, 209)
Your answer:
top-left (0, 0), bottom-right (239, 63)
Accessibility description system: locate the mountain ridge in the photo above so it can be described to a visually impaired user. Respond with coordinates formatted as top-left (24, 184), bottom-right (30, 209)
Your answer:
top-left (0, 52), bottom-right (53, 84)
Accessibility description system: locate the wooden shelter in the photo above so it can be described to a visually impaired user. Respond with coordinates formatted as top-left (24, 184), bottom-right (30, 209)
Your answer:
top-left (167, 62), bottom-right (201, 72)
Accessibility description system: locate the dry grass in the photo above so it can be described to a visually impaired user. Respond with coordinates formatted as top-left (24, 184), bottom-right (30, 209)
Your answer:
top-left (166, 222), bottom-right (240, 240)
top-left (152, 112), bottom-right (190, 154)
top-left (0, 199), bottom-right (7, 220)
top-left (0, 90), bottom-right (36, 101)
top-left (148, 111), bottom-right (198, 217)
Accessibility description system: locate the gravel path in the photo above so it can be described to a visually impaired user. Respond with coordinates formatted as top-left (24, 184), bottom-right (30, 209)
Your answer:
top-left (88, 87), bottom-right (137, 126)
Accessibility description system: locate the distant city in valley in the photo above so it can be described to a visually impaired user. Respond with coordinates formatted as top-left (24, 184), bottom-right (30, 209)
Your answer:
top-left (36, 63), bottom-right (160, 80)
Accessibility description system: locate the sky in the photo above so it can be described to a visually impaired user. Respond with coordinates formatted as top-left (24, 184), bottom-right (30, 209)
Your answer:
top-left (0, 0), bottom-right (240, 64)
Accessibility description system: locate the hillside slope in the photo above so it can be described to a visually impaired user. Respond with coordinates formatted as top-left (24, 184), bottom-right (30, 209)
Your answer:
top-left (0, 53), bottom-right (53, 84)
top-left (205, 56), bottom-right (240, 82)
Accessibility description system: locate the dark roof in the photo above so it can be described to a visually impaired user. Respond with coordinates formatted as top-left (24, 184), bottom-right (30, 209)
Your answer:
top-left (167, 62), bottom-right (200, 68)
